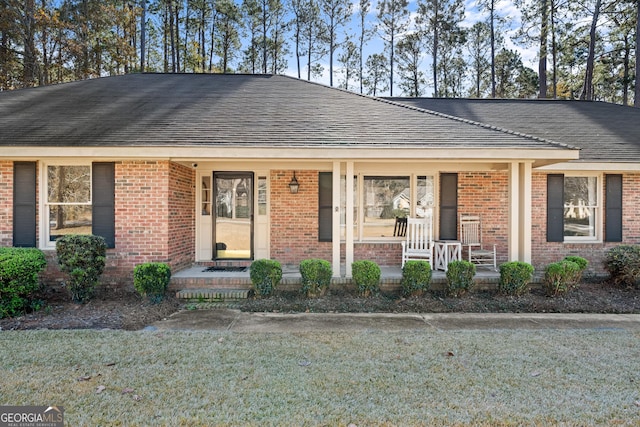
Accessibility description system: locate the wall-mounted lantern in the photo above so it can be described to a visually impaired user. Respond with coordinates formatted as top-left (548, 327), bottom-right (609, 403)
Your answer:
top-left (289, 171), bottom-right (300, 194)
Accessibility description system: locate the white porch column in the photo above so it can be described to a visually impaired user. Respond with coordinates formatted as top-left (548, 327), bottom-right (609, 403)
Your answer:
top-left (345, 162), bottom-right (355, 277)
top-left (519, 162), bottom-right (533, 263)
top-left (332, 161), bottom-right (341, 277)
top-left (508, 162), bottom-right (520, 261)
top-left (509, 161), bottom-right (533, 263)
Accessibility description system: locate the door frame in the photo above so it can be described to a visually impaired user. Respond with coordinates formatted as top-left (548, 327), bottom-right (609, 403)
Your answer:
top-left (212, 171), bottom-right (254, 260)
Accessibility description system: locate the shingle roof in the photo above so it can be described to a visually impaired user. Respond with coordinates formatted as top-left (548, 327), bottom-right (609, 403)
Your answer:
top-left (0, 73), bottom-right (572, 153)
top-left (386, 98), bottom-right (640, 163)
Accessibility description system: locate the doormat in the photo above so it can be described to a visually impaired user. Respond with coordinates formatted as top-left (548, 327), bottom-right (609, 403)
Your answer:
top-left (203, 266), bottom-right (248, 272)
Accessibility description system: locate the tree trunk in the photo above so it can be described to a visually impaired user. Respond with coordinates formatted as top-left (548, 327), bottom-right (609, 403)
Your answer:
top-left (622, 36), bottom-right (630, 106)
top-left (169, 2), bottom-right (176, 72)
top-left (209, 9), bottom-right (215, 72)
top-left (389, 28), bottom-right (394, 96)
top-left (550, 0), bottom-right (557, 98)
top-left (432, 29), bottom-right (438, 96)
top-left (40, 0), bottom-right (49, 85)
top-left (490, 0), bottom-right (496, 98)
top-left (432, 4), bottom-right (439, 97)
top-left (580, 0), bottom-right (601, 101)
top-left (329, 15), bottom-right (334, 86)
top-left (538, 0), bottom-right (548, 98)
top-left (141, 0), bottom-right (146, 72)
top-left (175, 4), bottom-right (181, 72)
top-left (262, 1), bottom-right (268, 73)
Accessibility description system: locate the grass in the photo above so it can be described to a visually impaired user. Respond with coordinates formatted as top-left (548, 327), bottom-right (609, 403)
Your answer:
top-left (1, 329), bottom-right (639, 426)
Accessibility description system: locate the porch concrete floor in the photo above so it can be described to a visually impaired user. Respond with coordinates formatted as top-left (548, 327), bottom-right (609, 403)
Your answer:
top-left (172, 265), bottom-right (501, 280)
top-left (170, 265), bottom-right (504, 292)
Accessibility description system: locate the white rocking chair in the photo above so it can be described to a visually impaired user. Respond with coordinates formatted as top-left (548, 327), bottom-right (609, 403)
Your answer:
top-left (460, 215), bottom-right (497, 270)
top-left (401, 217), bottom-right (434, 267)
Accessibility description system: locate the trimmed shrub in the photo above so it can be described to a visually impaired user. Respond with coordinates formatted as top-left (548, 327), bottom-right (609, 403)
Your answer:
top-left (563, 256), bottom-right (588, 287)
top-left (56, 235), bottom-right (107, 303)
top-left (604, 245), bottom-right (640, 289)
top-left (299, 259), bottom-right (332, 298)
top-left (134, 262), bottom-right (172, 304)
top-left (401, 261), bottom-right (432, 297)
top-left (543, 260), bottom-right (580, 297)
top-left (498, 261), bottom-right (534, 296)
top-left (352, 260), bottom-right (381, 297)
top-left (0, 248), bottom-right (47, 318)
top-left (445, 260), bottom-right (476, 297)
top-left (250, 259), bottom-right (282, 297)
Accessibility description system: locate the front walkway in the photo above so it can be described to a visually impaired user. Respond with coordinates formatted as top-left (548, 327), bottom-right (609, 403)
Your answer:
top-left (150, 309), bottom-right (640, 332)
top-left (170, 265), bottom-right (503, 292)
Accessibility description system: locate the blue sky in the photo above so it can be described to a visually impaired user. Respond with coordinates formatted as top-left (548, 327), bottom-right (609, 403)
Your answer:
top-left (46, 0), bottom-right (535, 95)
top-left (284, 0), bottom-right (536, 96)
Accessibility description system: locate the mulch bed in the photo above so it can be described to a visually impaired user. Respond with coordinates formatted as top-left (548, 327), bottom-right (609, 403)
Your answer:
top-left (1, 281), bottom-right (638, 331)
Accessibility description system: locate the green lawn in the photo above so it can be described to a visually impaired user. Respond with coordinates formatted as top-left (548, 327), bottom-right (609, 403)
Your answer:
top-left (1, 329), bottom-right (639, 426)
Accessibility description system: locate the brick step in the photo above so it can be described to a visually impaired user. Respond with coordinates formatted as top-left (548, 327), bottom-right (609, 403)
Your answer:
top-left (176, 288), bottom-right (250, 301)
top-left (170, 277), bottom-right (252, 290)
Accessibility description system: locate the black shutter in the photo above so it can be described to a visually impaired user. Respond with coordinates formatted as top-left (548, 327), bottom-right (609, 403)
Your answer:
top-left (318, 172), bottom-right (332, 242)
top-left (547, 174), bottom-right (564, 242)
top-left (13, 162), bottom-right (37, 247)
top-left (605, 174), bottom-right (623, 242)
top-left (439, 173), bottom-right (457, 240)
top-left (92, 163), bottom-right (115, 248)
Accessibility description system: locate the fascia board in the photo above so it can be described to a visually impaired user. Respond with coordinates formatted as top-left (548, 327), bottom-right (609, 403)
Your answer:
top-left (0, 145), bottom-right (580, 162)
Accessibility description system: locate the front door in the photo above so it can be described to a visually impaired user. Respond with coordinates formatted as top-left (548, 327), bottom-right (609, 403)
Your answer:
top-left (213, 172), bottom-right (253, 260)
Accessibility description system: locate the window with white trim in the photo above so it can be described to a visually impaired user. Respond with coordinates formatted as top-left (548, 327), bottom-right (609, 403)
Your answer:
top-left (45, 164), bottom-right (92, 244)
top-left (345, 175), bottom-right (434, 240)
top-left (563, 175), bottom-right (599, 241)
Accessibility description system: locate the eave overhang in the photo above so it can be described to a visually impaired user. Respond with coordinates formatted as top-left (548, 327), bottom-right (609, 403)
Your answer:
top-left (0, 145), bottom-right (579, 167)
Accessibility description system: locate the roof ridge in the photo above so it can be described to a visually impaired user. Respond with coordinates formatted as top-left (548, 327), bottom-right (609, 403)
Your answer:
top-left (379, 96), bottom-right (580, 151)
top-left (277, 76), bottom-right (578, 151)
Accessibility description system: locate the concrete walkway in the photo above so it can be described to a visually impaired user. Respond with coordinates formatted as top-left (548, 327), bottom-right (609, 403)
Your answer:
top-left (150, 309), bottom-right (640, 332)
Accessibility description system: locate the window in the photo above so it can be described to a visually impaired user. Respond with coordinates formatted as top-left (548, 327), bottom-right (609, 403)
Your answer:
top-left (416, 176), bottom-right (435, 218)
top-left (258, 176), bottom-right (267, 216)
top-left (339, 175), bottom-right (358, 240)
top-left (41, 162), bottom-right (115, 248)
top-left (547, 174), bottom-right (604, 243)
top-left (362, 176), bottom-right (410, 238)
top-left (563, 176), bottom-right (598, 240)
top-left (46, 165), bottom-right (92, 242)
top-left (202, 175), bottom-right (211, 215)
top-left (321, 173), bottom-right (435, 242)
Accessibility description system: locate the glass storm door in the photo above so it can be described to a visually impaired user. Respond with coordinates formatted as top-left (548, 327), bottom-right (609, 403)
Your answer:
top-left (213, 172), bottom-right (253, 260)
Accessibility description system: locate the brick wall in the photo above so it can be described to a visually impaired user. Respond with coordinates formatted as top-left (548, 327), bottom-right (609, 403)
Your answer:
top-left (110, 160), bottom-right (171, 280)
top-left (531, 172), bottom-right (640, 277)
top-left (37, 160), bottom-right (196, 287)
top-left (270, 170), bottom-right (332, 265)
top-left (457, 171), bottom-right (509, 263)
top-left (353, 243), bottom-right (402, 265)
top-left (106, 160), bottom-right (195, 283)
top-left (0, 161), bottom-right (13, 246)
top-left (168, 162), bottom-right (195, 271)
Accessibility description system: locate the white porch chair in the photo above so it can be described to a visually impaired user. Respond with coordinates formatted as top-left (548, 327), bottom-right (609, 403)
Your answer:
top-left (401, 217), bottom-right (434, 267)
top-left (459, 215), bottom-right (497, 270)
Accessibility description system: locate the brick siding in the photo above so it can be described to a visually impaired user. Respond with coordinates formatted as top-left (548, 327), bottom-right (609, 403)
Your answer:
top-left (168, 162), bottom-right (196, 271)
top-left (270, 170), bottom-right (332, 265)
top-left (106, 161), bottom-right (195, 283)
top-left (352, 243), bottom-right (402, 265)
top-left (1, 161), bottom-right (636, 283)
top-left (457, 171), bottom-right (509, 263)
top-left (0, 161), bottom-right (13, 246)
top-left (531, 172), bottom-right (640, 277)
top-left (41, 161), bottom-right (195, 286)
